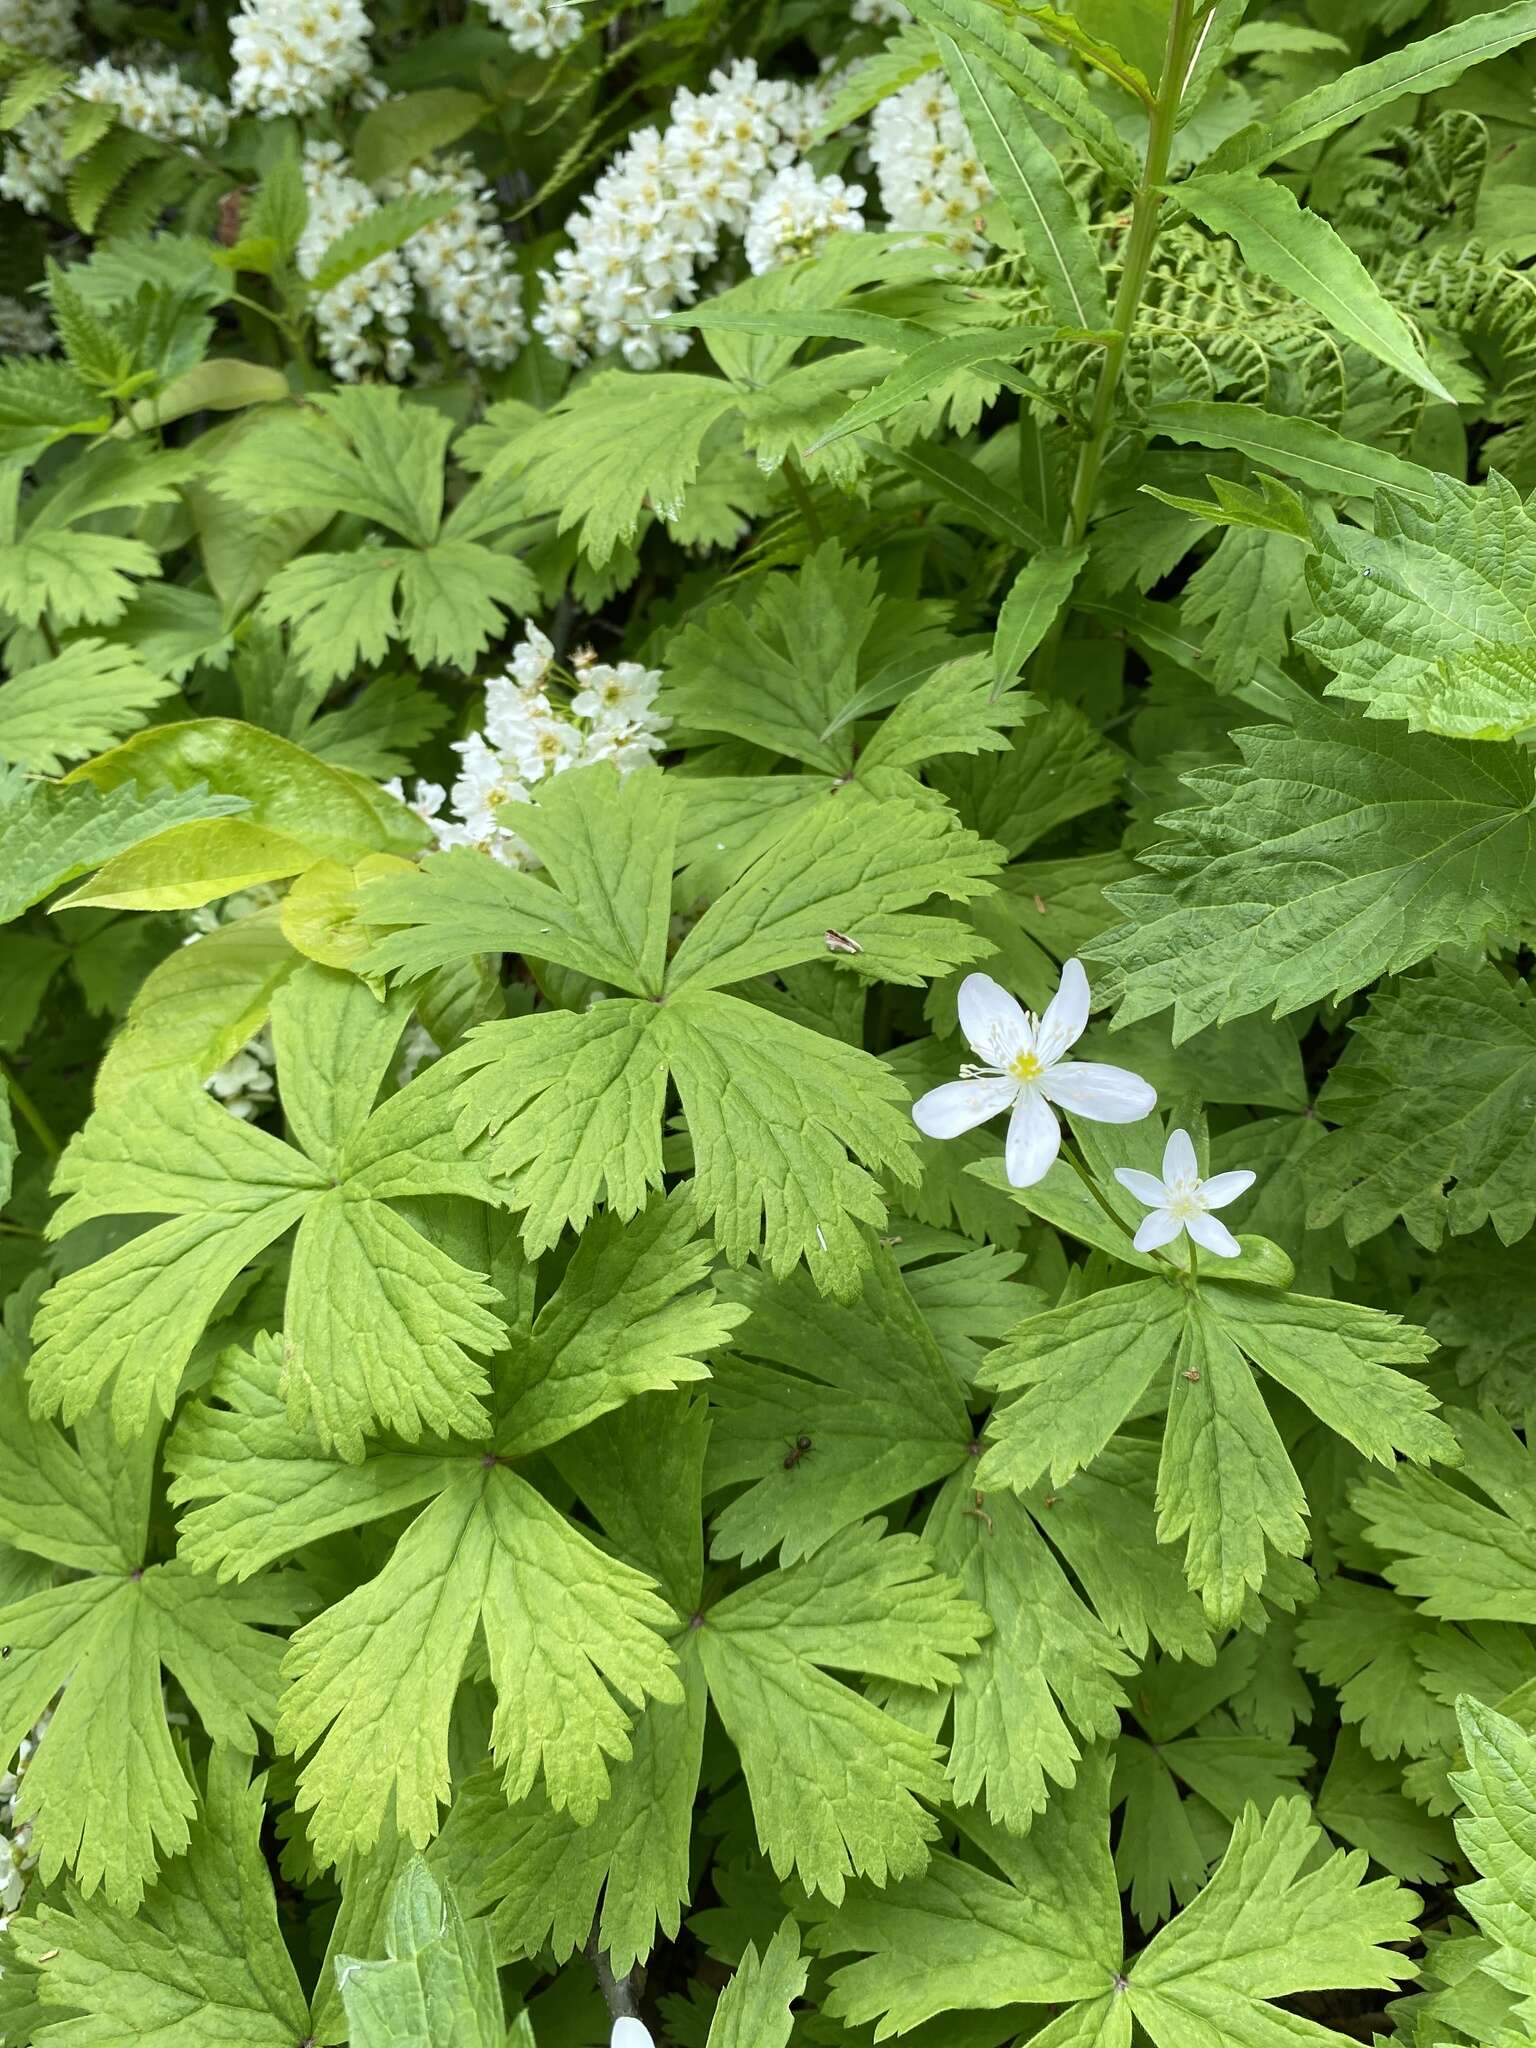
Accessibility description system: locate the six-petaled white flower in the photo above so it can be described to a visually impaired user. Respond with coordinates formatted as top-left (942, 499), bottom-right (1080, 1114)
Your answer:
top-left (1114, 1128), bottom-right (1255, 1259)
top-left (912, 961), bottom-right (1156, 1188)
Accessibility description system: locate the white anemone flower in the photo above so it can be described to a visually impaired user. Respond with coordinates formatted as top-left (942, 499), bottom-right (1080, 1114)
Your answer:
top-left (912, 961), bottom-right (1156, 1187)
top-left (1114, 1128), bottom-right (1255, 1258)
top-left (611, 2023), bottom-right (655, 2048)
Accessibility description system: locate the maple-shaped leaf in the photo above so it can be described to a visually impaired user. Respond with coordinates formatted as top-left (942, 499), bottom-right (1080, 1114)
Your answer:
top-left (335, 1856), bottom-right (507, 2048)
top-left (362, 761), bottom-right (1003, 1292)
top-left (31, 961), bottom-right (506, 1455)
top-left (432, 1389), bottom-right (988, 1957)
top-left (1113, 1639), bottom-right (1312, 1931)
top-left (8, 1749), bottom-right (315, 2047)
top-left (1296, 1575), bottom-right (1459, 1763)
top-left (1300, 471), bottom-right (1536, 741)
top-left (973, 1117), bottom-right (1453, 1625)
top-left (812, 1759), bottom-right (1420, 2042)
top-left (1354, 1407), bottom-right (1536, 1624)
top-left (1308, 964), bottom-right (1536, 1249)
top-left (1450, 1697), bottom-right (1536, 2039)
top-left (166, 1190), bottom-right (739, 1868)
top-left (1089, 704), bottom-right (1536, 1038)
top-left (212, 386), bottom-right (537, 679)
top-left (0, 1295), bottom-right (298, 1908)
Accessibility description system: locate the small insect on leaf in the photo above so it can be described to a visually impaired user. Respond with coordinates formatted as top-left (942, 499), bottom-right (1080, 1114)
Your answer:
top-left (783, 1433), bottom-right (814, 1469)
top-left (824, 928), bottom-right (862, 954)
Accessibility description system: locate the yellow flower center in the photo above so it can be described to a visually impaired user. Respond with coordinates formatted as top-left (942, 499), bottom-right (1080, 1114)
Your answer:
top-left (1009, 1050), bottom-right (1044, 1083)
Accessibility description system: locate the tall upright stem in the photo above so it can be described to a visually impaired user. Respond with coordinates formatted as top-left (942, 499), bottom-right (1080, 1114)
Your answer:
top-left (1060, 0), bottom-right (1198, 550)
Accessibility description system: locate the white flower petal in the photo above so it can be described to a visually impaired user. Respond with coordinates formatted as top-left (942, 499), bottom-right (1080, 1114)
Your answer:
top-left (957, 972), bottom-right (1031, 1067)
top-left (1005, 1087), bottom-right (1060, 1187)
top-left (1133, 1208), bottom-right (1183, 1252)
top-left (1042, 1060), bottom-right (1157, 1124)
top-left (1186, 1209), bottom-right (1242, 1258)
top-left (1200, 1168), bottom-right (1257, 1211)
top-left (613, 2024), bottom-right (657, 2048)
top-left (1113, 1167), bottom-right (1168, 1209)
top-left (912, 1074), bottom-right (1016, 1140)
top-left (1034, 956), bottom-right (1091, 1065)
top-left (1162, 1127), bottom-right (1199, 1184)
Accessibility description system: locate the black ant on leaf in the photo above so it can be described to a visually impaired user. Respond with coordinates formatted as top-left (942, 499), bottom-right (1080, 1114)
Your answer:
top-left (783, 1433), bottom-right (813, 1470)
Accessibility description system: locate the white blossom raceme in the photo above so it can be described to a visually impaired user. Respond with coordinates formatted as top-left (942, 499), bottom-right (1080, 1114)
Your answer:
top-left (298, 141), bottom-right (414, 380)
top-left (205, 1027), bottom-right (277, 1121)
top-left (744, 162), bottom-right (865, 274)
top-left (0, 0), bottom-right (77, 58)
top-left (230, 0), bottom-right (373, 117)
top-left (912, 961), bottom-right (1155, 1188)
top-left (868, 73), bottom-right (992, 262)
top-left (1113, 1128), bottom-right (1255, 1259)
top-left (482, 0), bottom-right (582, 57)
top-left (73, 59), bottom-right (230, 146)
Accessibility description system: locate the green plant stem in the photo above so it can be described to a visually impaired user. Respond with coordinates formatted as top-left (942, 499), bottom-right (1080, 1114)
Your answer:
top-left (1033, 0), bottom-right (1198, 687)
top-left (1, 1058), bottom-right (59, 1160)
top-left (781, 451), bottom-right (824, 544)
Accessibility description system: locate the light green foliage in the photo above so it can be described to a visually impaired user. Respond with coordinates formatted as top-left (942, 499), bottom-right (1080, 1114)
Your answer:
top-left (2, 0), bottom-right (1533, 2033)
top-left (32, 963), bottom-right (506, 1450)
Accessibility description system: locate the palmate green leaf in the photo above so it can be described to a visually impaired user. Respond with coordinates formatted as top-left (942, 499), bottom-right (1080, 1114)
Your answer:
top-left (1317, 1726), bottom-right (1458, 1887)
top-left (1355, 1408), bottom-right (1536, 1625)
top-left (815, 1771), bottom-right (1420, 2044)
top-left (696, 1521), bottom-right (988, 1903)
top-left (8, 1749), bottom-right (312, 2048)
top-left (1090, 705), bottom-right (1536, 1039)
top-left (514, 371), bottom-right (741, 566)
top-left (1300, 471), bottom-right (1536, 741)
top-left (31, 963), bottom-right (506, 1452)
top-left (0, 767), bottom-right (246, 925)
top-left (976, 1227), bottom-right (1449, 1625)
top-left (937, 36), bottom-right (1107, 330)
top-left (705, 1919), bottom-right (807, 2048)
top-left (1309, 965), bottom-right (1536, 1250)
top-left (0, 529), bottom-right (158, 631)
top-left (0, 641), bottom-right (176, 774)
top-left (1175, 171), bottom-right (1453, 403)
top-left (0, 1542), bottom-right (299, 1910)
top-left (1296, 1576), bottom-right (1458, 1764)
top-left (335, 1858), bottom-right (505, 2048)
top-left (368, 765), bottom-right (999, 1289)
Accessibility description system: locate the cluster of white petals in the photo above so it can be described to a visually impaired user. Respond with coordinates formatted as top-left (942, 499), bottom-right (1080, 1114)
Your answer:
top-left (868, 73), bottom-right (992, 262)
top-left (74, 58), bottom-right (230, 147)
top-left (298, 141), bottom-right (415, 380)
top-left (482, 0), bottom-right (582, 58)
top-left (0, 295), bottom-right (52, 355)
top-left (1115, 1131), bottom-right (1256, 1260)
top-left (0, 0), bottom-right (77, 58)
top-left (744, 161), bottom-right (865, 275)
top-left (534, 58), bottom-right (840, 370)
top-left (205, 1027), bottom-right (278, 1121)
top-left (391, 157), bottom-right (527, 368)
top-left (0, 104), bottom-right (71, 215)
top-left (0, 1708), bottom-right (51, 1929)
top-left (387, 625), bottom-right (668, 866)
top-left (230, 0), bottom-right (373, 117)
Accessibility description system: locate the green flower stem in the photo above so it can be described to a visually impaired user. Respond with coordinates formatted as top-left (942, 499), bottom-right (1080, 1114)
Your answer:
top-left (1, 1057), bottom-right (59, 1160)
top-left (1061, 0), bottom-right (1200, 551)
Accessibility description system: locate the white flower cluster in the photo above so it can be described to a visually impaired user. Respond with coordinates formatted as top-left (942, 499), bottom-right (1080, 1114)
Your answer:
top-left (0, 295), bottom-right (52, 354)
top-left (230, 0), bottom-right (373, 118)
top-left (205, 1027), bottom-right (278, 1121)
top-left (0, 104), bottom-right (71, 216)
top-left (744, 161), bottom-right (865, 275)
top-left (481, 0), bottom-right (582, 59)
top-left (74, 58), bottom-right (230, 148)
top-left (392, 158), bottom-right (527, 368)
top-left (387, 625), bottom-right (668, 866)
top-left (534, 58), bottom-right (843, 370)
top-left (299, 141), bottom-right (414, 380)
top-left (868, 73), bottom-right (992, 262)
top-left (0, 1708), bottom-right (53, 1930)
top-left (0, 0), bottom-right (77, 58)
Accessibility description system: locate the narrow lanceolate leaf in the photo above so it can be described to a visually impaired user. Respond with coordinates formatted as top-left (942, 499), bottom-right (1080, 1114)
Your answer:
top-left (938, 36), bottom-right (1109, 331)
top-left (1144, 401), bottom-right (1438, 504)
top-left (1207, 0), bottom-right (1536, 174)
top-left (809, 328), bottom-right (1054, 452)
top-left (991, 546), bottom-right (1088, 697)
top-left (1175, 172), bottom-right (1454, 403)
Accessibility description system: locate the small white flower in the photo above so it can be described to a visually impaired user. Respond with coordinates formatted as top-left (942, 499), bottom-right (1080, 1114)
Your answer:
top-left (913, 961), bottom-right (1155, 1188)
top-left (611, 2023), bottom-right (654, 2048)
top-left (1114, 1128), bottom-right (1255, 1259)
